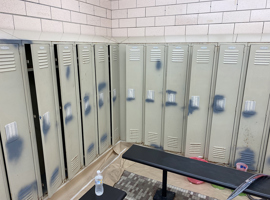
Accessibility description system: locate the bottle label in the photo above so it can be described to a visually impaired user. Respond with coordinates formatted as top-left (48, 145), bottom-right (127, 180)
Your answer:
top-left (95, 179), bottom-right (102, 185)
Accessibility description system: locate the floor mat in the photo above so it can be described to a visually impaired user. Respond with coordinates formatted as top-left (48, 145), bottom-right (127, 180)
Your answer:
top-left (114, 170), bottom-right (218, 200)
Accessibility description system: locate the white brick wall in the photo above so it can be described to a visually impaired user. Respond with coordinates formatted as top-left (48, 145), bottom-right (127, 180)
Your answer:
top-left (0, 0), bottom-right (112, 37)
top-left (1, 0), bottom-right (270, 38)
top-left (111, 0), bottom-right (270, 37)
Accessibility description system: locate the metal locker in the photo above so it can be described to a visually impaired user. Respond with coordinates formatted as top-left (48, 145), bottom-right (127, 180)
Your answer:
top-left (110, 45), bottom-right (120, 145)
top-left (185, 44), bottom-right (216, 158)
top-left (263, 138), bottom-right (270, 175)
top-left (235, 44), bottom-right (270, 171)
top-left (30, 43), bottom-right (65, 197)
top-left (208, 44), bottom-right (246, 164)
top-left (56, 44), bottom-right (83, 179)
top-left (126, 45), bottom-right (144, 143)
top-left (77, 44), bottom-right (98, 166)
top-left (144, 45), bottom-right (165, 147)
top-left (0, 142), bottom-right (10, 200)
top-left (163, 44), bottom-right (189, 152)
top-left (94, 44), bottom-right (111, 154)
top-left (0, 43), bottom-right (39, 200)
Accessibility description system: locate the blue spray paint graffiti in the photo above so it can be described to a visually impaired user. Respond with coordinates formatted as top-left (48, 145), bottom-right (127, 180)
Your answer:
top-left (42, 115), bottom-right (50, 136)
top-left (166, 90), bottom-right (177, 94)
top-left (64, 102), bottom-right (73, 125)
top-left (165, 102), bottom-right (177, 106)
top-left (213, 95), bottom-right (225, 114)
top-left (84, 94), bottom-right (91, 116)
top-left (156, 61), bottom-right (162, 70)
top-left (235, 147), bottom-right (256, 171)
top-left (267, 156), bottom-right (270, 165)
top-left (113, 96), bottom-right (117, 102)
top-left (101, 133), bottom-right (108, 143)
top-left (145, 99), bottom-right (154, 103)
top-left (150, 144), bottom-right (163, 151)
top-left (99, 98), bottom-right (104, 108)
top-left (87, 143), bottom-right (95, 154)
top-left (126, 97), bottom-right (135, 101)
top-left (6, 136), bottom-right (23, 162)
top-left (188, 99), bottom-right (199, 115)
top-left (66, 65), bottom-right (70, 80)
top-left (98, 82), bottom-right (106, 92)
top-left (242, 110), bottom-right (257, 118)
top-left (18, 181), bottom-right (37, 200)
top-left (50, 167), bottom-right (59, 187)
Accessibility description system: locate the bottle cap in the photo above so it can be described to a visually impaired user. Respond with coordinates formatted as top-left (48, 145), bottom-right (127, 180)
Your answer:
top-left (97, 170), bottom-right (101, 174)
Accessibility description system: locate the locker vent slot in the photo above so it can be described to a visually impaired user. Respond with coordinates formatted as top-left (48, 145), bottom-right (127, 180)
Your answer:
top-left (167, 136), bottom-right (178, 149)
top-left (88, 149), bottom-right (95, 162)
top-left (113, 49), bottom-right (118, 61)
top-left (254, 50), bottom-right (270, 65)
top-left (196, 50), bottom-right (210, 64)
top-left (238, 152), bottom-right (254, 165)
top-left (21, 191), bottom-right (33, 200)
top-left (129, 49), bottom-right (140, 61)
top-left (0, 51), bottom-right (16, 73)
top-left (52, 174), bottom-right (60, 189)
top-left (38, 50), bottom-right (49, 69)
top-left (172, 49), bottom-right (184, 62)
top-left (62, 50), bottom-right (72, 66)
top-left (148, 132), bottom-right (158, 144)
top-left (189, 143), bottom-right (201, 154)
top-left (71, 155), bottom-right (79, 172)
top-left (213, 146), bottom-right (226, 159)
top-left (223, 50), bottom-right (239, 64)
top-left (129, 129), bottom-right (139, 140)
top-left (98, 49), bottom-right (105, 62)
top-left (82, 49), bottom-right (90, 64)
top-left (151, 49), bottom-right (161, 62)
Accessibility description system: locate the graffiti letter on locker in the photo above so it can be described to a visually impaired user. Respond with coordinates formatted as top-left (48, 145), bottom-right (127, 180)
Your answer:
top-left (64, 102), bottom-right (73, 124)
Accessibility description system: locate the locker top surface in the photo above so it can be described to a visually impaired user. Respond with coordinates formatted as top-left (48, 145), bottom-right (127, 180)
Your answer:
top-left (123, 145), bottom-right (270, 199)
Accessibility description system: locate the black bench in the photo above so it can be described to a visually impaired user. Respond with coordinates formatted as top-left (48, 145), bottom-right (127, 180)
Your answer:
top-left (122, 144), bottom-right (270, 200)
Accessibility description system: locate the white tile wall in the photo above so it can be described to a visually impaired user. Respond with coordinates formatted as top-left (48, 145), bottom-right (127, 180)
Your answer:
top-left (0, 13), bottom-right (14, 30)
top-left (1, 0), bottom-right (270, 37)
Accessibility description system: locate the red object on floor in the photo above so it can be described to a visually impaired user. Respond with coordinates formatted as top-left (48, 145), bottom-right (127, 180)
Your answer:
top-left (187, 157), bottom-right (208, 184)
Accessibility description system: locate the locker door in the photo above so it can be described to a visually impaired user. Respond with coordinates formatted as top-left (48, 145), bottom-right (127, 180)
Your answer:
top-left (110, 45), bottom-right (120, 145)
top-left (126, 45), bottom-right (144, 143)
top-left (235, 44), bottom-right (270, 171)
top-left (95, 44), bottom-right (111, 154)
top-left (77, 44), bottom-right (98, 166)
top-left (208, 44), bottom-right (246, 163)
top-left (263, 138), bottom-right (270, 175)
top-left (164, 44), bottom-right (189, 152)
top-left (31, 44), bottom-right (64, 197)
top-left (57, 44), bottom-right (82, 179)
top-left (0, 44), bottom-right (38, 200)
top-left (144, 45), bottom-right (165, 147)
top-left (0, 142), bottom-right (10, 200)
top-left (185, 44), bottom-right (216, 158)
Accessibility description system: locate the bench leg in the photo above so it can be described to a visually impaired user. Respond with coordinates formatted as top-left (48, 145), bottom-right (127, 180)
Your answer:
top-left (153, 170), bottom-right (175, 200)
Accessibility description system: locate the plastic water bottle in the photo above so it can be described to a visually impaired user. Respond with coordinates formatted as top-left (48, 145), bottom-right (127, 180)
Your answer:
top-left (95, 170), bottom-right (104, 196)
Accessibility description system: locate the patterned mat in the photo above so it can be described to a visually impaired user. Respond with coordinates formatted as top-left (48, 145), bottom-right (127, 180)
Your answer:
top-left (114, 171), bottom-right (218, 200)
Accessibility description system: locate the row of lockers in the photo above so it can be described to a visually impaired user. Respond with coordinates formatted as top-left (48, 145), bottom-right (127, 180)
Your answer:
top-left (124, 43), bottom-right (270, 176)
top-left (0, 41), bottom-right (120, 200)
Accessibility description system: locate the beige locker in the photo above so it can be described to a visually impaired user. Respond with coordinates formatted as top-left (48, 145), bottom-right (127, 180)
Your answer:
top-left (208, 44), bottom-right (246, 164)
top-left (235, 44), bottom-right (270, 171)
top-left (163, 44), bottom-right (189, 152)
top-left (110, 45), bottom-right (120, 145)
top-left (126, 45), bottom-right (144, 143)
top-left (144, 45), bottom-right (165, 147)
top-left (77, 44), bottom-right (98, 166)
top-left (0, 142), bottom-right (10, 200)
top-left (94, 44), bottom-right (111, 154)
top-left (0, 43), bottom-right (39, 200)
top-left (31, 44), bottom-right (65, 197)
top-left (185, 44), bottom-right (216, 158)
top-left (56, 44), bottom-right (83, 179)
